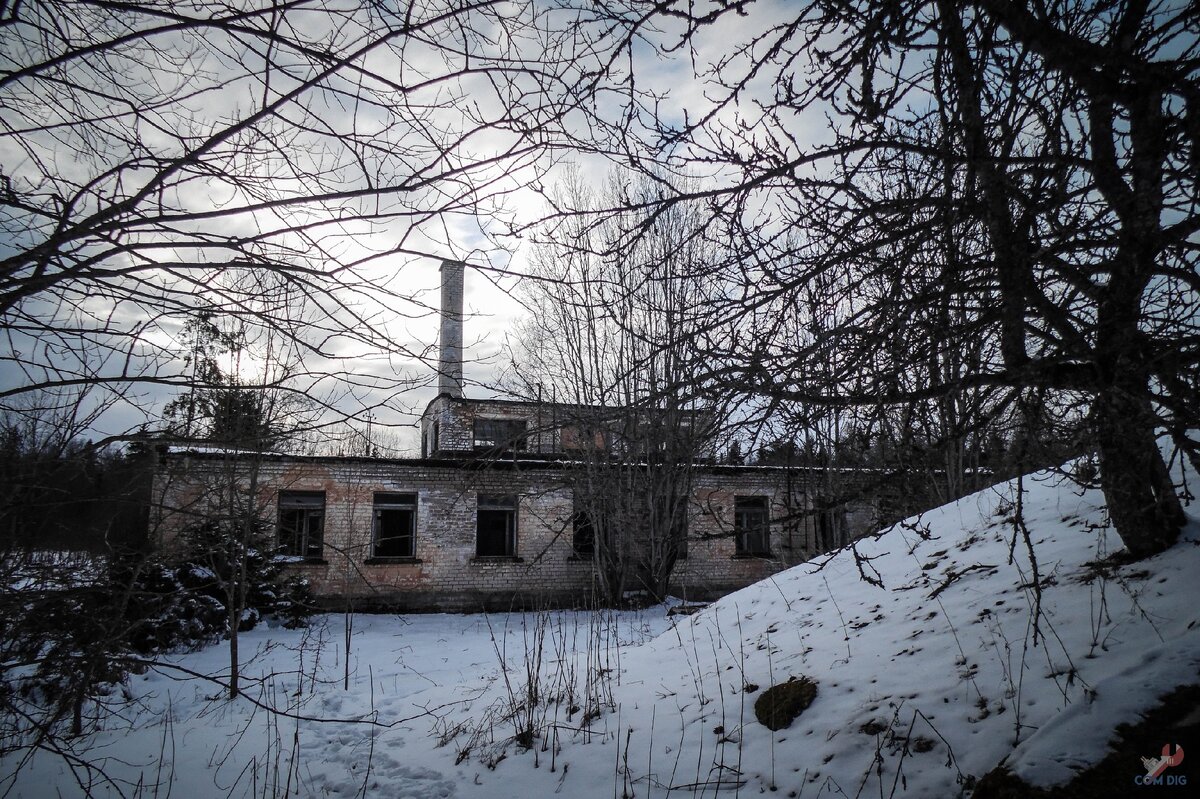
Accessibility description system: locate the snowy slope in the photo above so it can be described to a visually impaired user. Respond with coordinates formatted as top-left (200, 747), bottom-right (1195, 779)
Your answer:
top-left (4, 459), bottom-right (1198, 798)
top-left (437, 463), bottom-right (1200, 797)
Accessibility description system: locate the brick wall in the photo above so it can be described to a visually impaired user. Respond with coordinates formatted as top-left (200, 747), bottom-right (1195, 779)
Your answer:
top-left (421, 396), bottom-right (560, 455)
top-left (154, 453), bottom-right (878, 611)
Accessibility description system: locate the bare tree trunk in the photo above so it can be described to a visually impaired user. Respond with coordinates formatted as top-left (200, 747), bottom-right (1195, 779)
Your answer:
top-left (71, 688), bottom-right (84, 738)
top-left (1093, 388), bottom-right (1184, 558)
top-left (228, 434), bottom-right (263, 701)
top-left (228, 500), bottom-right (247, 701)
top-left (228, 597), bottom-right (240, 700)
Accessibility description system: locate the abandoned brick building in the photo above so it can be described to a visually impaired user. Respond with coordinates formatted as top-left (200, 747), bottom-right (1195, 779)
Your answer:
top-left (154, 261), bottom-right (879, 610)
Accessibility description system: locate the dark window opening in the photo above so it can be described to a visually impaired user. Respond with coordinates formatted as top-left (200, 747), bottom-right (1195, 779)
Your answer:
top-left (373, 492), bottom-right (416, 558)
top-left (572, 510), bottom-right (596, 558)
top-left (734, 496), bottom-right (771, 556)
top-left (815, 502), bottom-right (846, 552)
top-left (473, 418), bottom-right (528, 451)
top-left (674, 512), bottom-right (689, 560)
top-left (477, 494), bottom-right (517, 556)
top-left (816, 507), bottom-right (832, 552)
top-left (431, 421), bottom-right (439, 454)
top-left (278, 491), bottom-right (325, 558)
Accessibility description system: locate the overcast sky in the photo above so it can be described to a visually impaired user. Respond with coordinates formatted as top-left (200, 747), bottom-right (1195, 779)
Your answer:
top-left (0, 0), bottom-right (809, 455)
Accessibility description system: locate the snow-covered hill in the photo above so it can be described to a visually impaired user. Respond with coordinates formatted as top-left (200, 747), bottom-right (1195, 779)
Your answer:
top-left (5, 459), bottom-right (1198, 798)
top-left (438, 461), bottom-right (1200, 797)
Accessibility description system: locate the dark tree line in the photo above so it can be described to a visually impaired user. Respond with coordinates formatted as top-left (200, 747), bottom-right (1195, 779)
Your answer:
top-left (0, 419), bottom-right (150, 554)
top-left (750, 400), bottom-right (1088, 522)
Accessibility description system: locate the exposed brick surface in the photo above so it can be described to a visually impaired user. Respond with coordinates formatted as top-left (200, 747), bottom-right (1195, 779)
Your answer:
top-left (153, 452), bottom-right (878, 612)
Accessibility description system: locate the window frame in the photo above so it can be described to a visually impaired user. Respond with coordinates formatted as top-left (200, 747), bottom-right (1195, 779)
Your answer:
top-left (476, 494), bottom-right (518, 558)
top-left (277, 490), bottom-right (326, 560)
top-left (371, 492), bottom-right (417, 560)
top-left (733, 495), bottom-right (771, 557)
top-left (472, 418), bottom-right (528, 451)
top-left (814, 501), bottom-right (847, 553)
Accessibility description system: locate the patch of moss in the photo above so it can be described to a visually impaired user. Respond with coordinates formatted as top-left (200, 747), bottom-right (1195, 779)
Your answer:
top-left (754, 677), bottom-right (818, 731)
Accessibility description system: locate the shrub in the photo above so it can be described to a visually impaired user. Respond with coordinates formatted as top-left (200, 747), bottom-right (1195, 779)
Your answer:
top-left (121, 518), bottom-right (314, 655)
top-left (1, 518), bottom-right (315, 738)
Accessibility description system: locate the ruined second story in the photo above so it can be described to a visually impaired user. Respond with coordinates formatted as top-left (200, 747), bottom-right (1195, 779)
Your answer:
top-left (419, 394), bottom-right (715, 459)
top-left (420, 259), bottom-right (715, 460)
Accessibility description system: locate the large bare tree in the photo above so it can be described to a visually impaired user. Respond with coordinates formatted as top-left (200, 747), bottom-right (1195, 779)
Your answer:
top-left (554, 0), bottom-right (1198, 559)
top-left (508, 168), bottom-right (721, 602)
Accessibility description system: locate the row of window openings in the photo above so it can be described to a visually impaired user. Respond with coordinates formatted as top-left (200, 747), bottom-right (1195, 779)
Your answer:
top-left (278, 490), bottom-right (518, 559)
top-left (278, 491), bottom-right (775, 560)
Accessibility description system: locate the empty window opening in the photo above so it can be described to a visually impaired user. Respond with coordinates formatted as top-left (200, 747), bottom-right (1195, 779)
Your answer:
top-left (561, 424), bottom-right (606, 451)
top-left (278, 491), bottom-right (325, 558)
top-left (817, 507), bottom-right (832, 552)
top-left (655, 498), bottom-right (689, 560)
top-left (473, 419), bottom-right (528, 451)
top-left (373, 492), bottom-right (416, 558)
top-left (815, 502), bottom-right (846, 552)
top-left (734, 496), bottom-right (771, 556)
top-left (572, 510), bottom-right (596, 558)
top-left (477, 494), bottom-right (518, 557)
top-left (674, 511), bottom-right (689, 560)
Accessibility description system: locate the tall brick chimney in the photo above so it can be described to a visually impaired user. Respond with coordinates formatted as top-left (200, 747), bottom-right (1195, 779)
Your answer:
top-left (437, 259), bottom-right (464, 398)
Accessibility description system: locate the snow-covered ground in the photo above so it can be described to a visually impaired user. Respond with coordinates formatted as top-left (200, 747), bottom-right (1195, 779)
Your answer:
top-left (4, 459), bottom-right (1199, 798)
